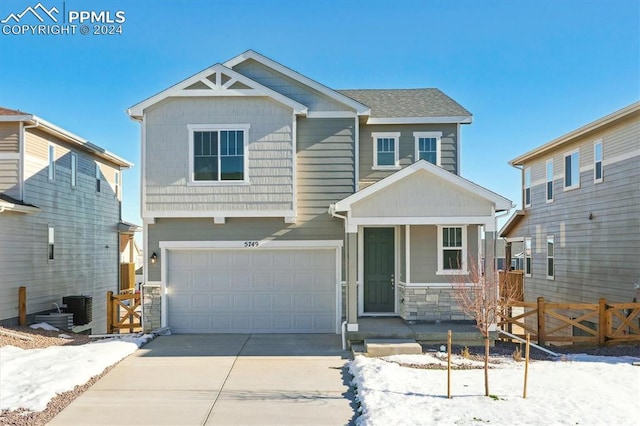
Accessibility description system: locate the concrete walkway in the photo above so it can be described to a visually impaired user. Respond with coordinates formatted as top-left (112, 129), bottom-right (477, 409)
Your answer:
top-left (49, 334), bottom-right (356, 426)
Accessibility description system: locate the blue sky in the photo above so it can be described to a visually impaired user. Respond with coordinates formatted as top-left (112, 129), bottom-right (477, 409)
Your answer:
top-left (1, 0), bottom-right (638, 230)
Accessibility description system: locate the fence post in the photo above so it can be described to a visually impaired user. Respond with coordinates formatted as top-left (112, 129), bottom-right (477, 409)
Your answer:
top-left (19, 286), bottom-right (26, 326)
top-left (106, 291), bottom-right (113, 334)
top-left (598, 298), bottom-right (607, 346)
top-left (537, 297), bottom-right (545, 346)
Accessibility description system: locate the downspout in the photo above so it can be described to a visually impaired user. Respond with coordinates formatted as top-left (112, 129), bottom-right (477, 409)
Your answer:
top-left (329, 203), bottom-right (348, 349)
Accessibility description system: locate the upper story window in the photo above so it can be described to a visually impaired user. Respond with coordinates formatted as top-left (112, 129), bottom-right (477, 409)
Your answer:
top-left (524, 168), bottom-right (531, 208)
top-left (189, 125), bottom-right (249, 183)
top-left (564, 149), bottom-right (580, 190)
top-left (48, 145), bottom-right (55, 182)
top-left (48, 225), bottom-right (55, 261)
top-left (437, 225), bottom-right (467, 274)
top-left (95, 162), bottom-right (101, 192)
top-left (594, 141), bottom-right (603, 183)
top-left (70, 153), bottom-right (77, 188)
top-left (524, 237), bottom-right (532, 277)
top-left (413, 131), bottom-right (441, 166)
top-left (372, 132), bottom-right (400, 170)
top-left (546, 159), bottom-right (553, 203)
top-left (114, 170), bottom-right (120, 198)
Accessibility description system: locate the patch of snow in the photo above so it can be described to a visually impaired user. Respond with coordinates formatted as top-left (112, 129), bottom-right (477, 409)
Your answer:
top-left (29, 322), bottom-right (59, 331)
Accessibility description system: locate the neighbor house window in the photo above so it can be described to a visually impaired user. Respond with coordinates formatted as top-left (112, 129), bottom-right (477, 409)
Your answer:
top-left (546, 159), bottom-right (553, 202)
top-left (547, 236), bottom-right (554, 279)
top-left (48, 226), bottom-right (55, 261)
top-left (70, 153), bottom-right (77, 188)
top-left (594, 141), bottom-right (603, 183)
top-left (437, 226), bottom-right (467, 274)
top-left (189, 125), bottom-right (249, 182)
top-left (48, 145), bottom-right (55, 181)
top-left (524, 237), bottom-right (532, 277)
top-left (114, 171), bottom-right (120, 198)
top-left (413, 131), bottom-right (441, 165)
top-left (372, 132), bottom-right (400, 169)
top-left (564, 150), bottom-right (580, 190)
top-left (95, 162), bottom-right (101, 192)
top-left (524, 168), bottom-right (531, 207)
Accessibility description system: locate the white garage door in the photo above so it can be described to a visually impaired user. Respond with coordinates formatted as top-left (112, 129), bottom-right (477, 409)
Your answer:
top-left (167, 248), bottom-right (337, 333)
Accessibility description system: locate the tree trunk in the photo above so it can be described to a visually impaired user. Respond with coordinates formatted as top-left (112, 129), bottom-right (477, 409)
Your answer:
top-left (484, 337), bottom-right (490, 396)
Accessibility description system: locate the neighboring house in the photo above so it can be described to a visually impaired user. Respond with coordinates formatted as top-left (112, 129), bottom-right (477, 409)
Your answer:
top-left (120, 230), bottom-right (142, 270)
top-left (0, 107), bottom-right (133, 333)
top-left (128, 50), bottom-right (512, 334)
top-left (481, 239), bottom-right (523, 271)
top-left (500, 102), bottom-right (640, 313)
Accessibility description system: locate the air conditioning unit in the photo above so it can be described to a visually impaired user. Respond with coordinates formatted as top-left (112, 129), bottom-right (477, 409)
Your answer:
top-left (62, 295), bottom-right (93, 325)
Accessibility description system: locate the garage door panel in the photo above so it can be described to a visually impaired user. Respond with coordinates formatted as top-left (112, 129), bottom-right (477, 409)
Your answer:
top-left (167, 248), bottom-right (337, 333)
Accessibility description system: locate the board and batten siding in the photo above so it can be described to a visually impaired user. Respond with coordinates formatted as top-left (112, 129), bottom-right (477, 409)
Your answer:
top-left (144, 98), bottom-right (295, 215)
top-left (146, 117), bottom-right (356, 281)
top-left (359, 123), bottom-right (458, 188)
top-left (508, 115), bottom-right (640, 304)
top-left (232, 59), bottom-right (353, 112)
top-left (0, 128), bottom-right (122, 333)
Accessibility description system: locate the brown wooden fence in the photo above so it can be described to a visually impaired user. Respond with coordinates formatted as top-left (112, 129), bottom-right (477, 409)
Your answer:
top-left (498, 297), bottom-right (640, 346)
top-left (107, 291), bottom-right (141, 334)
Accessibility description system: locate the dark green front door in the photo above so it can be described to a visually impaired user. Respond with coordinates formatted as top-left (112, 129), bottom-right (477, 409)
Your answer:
top-left (364, 227), bottom-right (395, 313)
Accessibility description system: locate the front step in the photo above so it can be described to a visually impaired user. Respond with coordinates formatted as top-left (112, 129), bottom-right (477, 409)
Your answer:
top-left (364, 339), bottom-right (423, 357)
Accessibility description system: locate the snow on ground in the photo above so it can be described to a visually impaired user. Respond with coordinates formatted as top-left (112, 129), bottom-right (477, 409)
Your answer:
top-left (350, 352), bottom-right (640, 426)
top-left (0, 334), bottom-right (152, 412)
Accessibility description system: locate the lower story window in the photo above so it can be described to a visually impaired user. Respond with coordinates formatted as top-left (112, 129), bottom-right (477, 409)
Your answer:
top-left (547, 236), bottom-right (554, 279)
top-left (48, 226), bottom-right (55, 261)
top-left (524, 237), bottom-right (532, 277)
top-left (437, 226), bottom-right (467, 274)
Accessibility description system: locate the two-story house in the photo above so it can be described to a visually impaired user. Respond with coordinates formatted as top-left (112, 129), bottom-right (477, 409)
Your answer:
top-left (128, 50), bottom-right (512, 335)
top-left (500, 102), bottom-right (640, 318)
top-left (0, 107), bottom-right (133, 333)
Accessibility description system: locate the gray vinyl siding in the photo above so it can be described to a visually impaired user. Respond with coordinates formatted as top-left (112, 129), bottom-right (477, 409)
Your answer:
top-left (233, 59), bottom-right (353, 112)
top-left (359, 123), bottom-right (458, 188)
top-left (0, 123), bottom-right (19, 152)
top-left (146, 117), bottom-right (355, 281)
top-left (0, 129), bottom-right (122, 333)
top-left (409, 225), bottom-right (479, 283)
top-left (144, 97), bottom-right (294, 214)
top-left (507, 115), bottom-right (640, 304)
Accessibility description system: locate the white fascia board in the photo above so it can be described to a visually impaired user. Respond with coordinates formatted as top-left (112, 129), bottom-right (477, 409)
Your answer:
top-left (0, 200), bottom-right (40, 214)
top-left (159, 240), bottom-right (343, 250)
top-left (0, 115), bottom-right (33, 122)
top-left (128, 63), bottom-right (308, 118)
top-left (367, 116), bottom-right (473, 125)
top-left (142, 210), bottom-right (296, 219)
top-left (224, 50), bottom-right (371, 115)
top-left (334, 160), bottom-right (513, 212)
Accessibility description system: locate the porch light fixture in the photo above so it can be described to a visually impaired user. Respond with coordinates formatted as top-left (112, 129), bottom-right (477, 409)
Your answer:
top-left (150, 252), bottom-right (158, 265)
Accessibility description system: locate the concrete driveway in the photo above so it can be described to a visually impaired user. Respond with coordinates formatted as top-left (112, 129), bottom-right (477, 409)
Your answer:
top-left (49, 334), bottom-right (356, 425)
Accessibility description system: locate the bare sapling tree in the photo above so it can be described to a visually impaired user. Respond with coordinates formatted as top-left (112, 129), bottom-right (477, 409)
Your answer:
top-left (451, 255), bottom-right (521, 396)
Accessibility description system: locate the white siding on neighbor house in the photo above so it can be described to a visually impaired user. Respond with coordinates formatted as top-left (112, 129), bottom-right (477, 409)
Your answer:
top-left (0, 128), bottom-right (122, 333)
top-left (351, 169), bottom-right (494, 218)
top-left (0, 159), bottom-right (20, 199)
top-left (0, 123), bottom-right (19, 152)
top-left (508, 114), bottom-right (640, 305)
top-left (233, 59), bottom-right (354, 112)
top-left (144, 97), bottom-right (295, 215)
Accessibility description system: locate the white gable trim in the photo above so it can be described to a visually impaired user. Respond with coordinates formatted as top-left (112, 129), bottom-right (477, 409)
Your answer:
top-left (332, 160), bottom-right (513, 213)
top-left (128, 63), bottom-right (308, 118)
top-left (224, 50), bottom-right (371, 116)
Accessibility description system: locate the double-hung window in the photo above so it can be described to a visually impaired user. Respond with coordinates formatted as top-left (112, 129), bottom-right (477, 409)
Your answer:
top-left (95, 162), bottom-right (101, 192)
top-left (413, 131), bottom-right (441, 165)
top-left (524, 168), bottom-right (531, 207)
top-left (372, 132), bottom-right (400, 169)
top-left (114, 171), bottom-right (120, 198)
top-left (70, 153), bottom-right (77, 188)
top-left (48, 145), bottom-right (55, 182)
top-left (546, 159), bottom-right (553, 202)
top-left (547, 236), bottom-right (554, 279)
top-left (524, 237), bottom-right (532, 277)
top-left (190, 125), bottom-right (249, 183)
top-left (594, 141), bottom-right (603, 183)
top-left (48, 226), bottom-right (55, 261)
top-left (564, 150), bottom-right (580, 190)
top-left (437, 225), bottom-right (467, 274)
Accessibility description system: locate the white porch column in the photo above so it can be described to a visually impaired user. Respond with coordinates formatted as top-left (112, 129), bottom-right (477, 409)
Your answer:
top-left (346, 231), bottom-right (358, 331)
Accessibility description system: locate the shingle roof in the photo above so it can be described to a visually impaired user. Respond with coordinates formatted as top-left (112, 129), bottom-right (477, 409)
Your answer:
top-left (337, 89), bottom-right (471, 118)
top-left (0, 106), bottom-right (30, 116)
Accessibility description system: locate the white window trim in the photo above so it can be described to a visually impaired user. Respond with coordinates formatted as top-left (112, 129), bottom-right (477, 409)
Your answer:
top-left (188, 124), bottom-right (250, 185)
top-left (524, 237), bottom-right (532, 278)
top-left (70, 152), bottom-right (77, 188)
top-left (546, 235), bottom-right (554, 280)
top-left (545, 159), bottom-right (553, 203)
top-left (436, 225), bottom-right (467, 275)
top-left (413, 131), bottom-right (442, 166)
top-left (48, 144), bottom-right (55, 182)
top-left (47, 225), bottom-right (55, 262)
top-left (594, 140), bottom-right (603, 184)
top-left (372, 132), bottom-right (400, 170)
top-left (563, 149), bottom-right (580, 191)
top-left (524, 167), bottom-right (531, 208)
